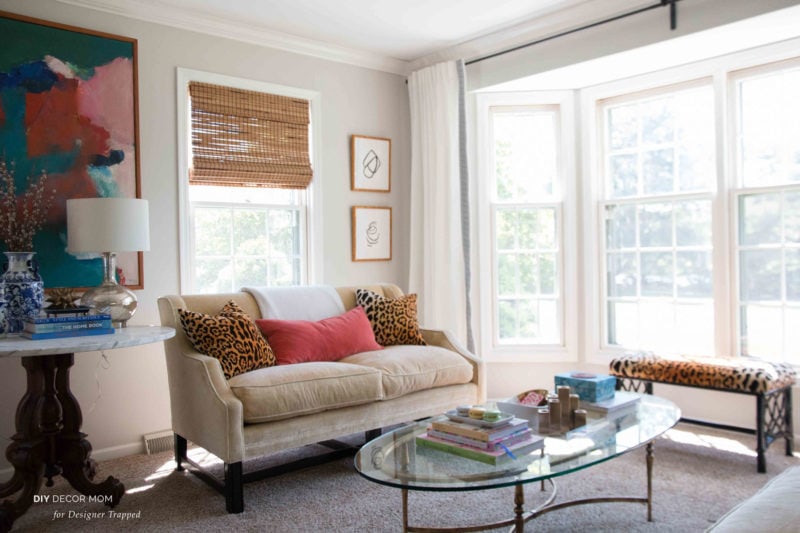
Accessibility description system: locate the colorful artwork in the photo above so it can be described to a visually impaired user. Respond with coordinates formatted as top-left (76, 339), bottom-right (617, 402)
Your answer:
top-left (0, 11), bottom-right (141, 289)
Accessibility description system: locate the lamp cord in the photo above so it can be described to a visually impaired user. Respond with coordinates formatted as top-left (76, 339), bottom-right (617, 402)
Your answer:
top-left (86, 351), bottom-right (110, 414)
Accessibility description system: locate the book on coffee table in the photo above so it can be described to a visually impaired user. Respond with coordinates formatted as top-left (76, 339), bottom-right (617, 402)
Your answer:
top-left (430, 416), bottom-right (528, 443)
top-left (580, 391), bottom-right (640, 414)
top-left (416, 432), bottom-right (544, 465)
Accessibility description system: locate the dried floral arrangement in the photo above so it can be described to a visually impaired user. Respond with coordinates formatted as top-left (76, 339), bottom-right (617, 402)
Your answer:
top-left (0, 158), bottom-right (56, 252)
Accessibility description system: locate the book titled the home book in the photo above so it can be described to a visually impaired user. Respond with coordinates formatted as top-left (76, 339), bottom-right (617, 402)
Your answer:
top-left (21, 313), bottom-right (114, 339)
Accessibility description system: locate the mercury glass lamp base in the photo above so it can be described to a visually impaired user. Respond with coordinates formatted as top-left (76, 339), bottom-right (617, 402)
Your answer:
top-left (80, 281), bottom-right (137, 328)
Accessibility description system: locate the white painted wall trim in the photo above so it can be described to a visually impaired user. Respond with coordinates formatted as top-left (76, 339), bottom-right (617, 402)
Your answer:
top-left (56, 0), bottom-right (408, 75)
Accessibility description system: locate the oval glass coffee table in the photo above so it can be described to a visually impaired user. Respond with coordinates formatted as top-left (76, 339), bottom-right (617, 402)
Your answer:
top-left (355, 394), bottom-right (680, 532)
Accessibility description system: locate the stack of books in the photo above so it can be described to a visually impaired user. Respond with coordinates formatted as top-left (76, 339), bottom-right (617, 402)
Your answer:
top-left (416, 415), bottom-right (544, 465)
top-left (22, 313), bottom-right (114, 340)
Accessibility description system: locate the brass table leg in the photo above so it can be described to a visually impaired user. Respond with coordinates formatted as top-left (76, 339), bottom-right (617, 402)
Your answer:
top-left (513, 484), bottom-right (525, 532)
top-left (402, 488), bottom-right (409, 533)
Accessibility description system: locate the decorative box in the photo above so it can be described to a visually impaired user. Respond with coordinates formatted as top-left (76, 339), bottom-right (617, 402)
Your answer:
top-left (554, 372), bottom-right (616, 403)
top-left (497, 389), bottom-right (549, 425)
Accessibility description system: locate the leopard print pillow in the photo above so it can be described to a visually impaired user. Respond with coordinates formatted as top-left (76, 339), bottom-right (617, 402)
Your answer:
top-left (179, 301), bottom-right (276, 379)
top-left (355, 289), bottom-right (426, 346)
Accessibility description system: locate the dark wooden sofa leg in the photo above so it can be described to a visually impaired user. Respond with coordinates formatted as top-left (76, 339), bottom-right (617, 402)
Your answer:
top-left (225, 462), bottom-right (244, 514)
top-left (175, 434), bottom-right (187, 471)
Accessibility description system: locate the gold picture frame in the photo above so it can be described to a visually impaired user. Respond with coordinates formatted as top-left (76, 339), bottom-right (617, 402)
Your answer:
top-left (350, 135), bottom-right (391, 192)
top-left (351, 206), bottom-right (392, 261)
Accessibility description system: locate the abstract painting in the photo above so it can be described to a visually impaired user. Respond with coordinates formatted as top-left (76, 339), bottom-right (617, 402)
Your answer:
top-left (351, 206), bottom-right (391, 261)
top-left (0, 11), bottom-right (141, 289)
top-left (351, 135), bottom-right (391, 192)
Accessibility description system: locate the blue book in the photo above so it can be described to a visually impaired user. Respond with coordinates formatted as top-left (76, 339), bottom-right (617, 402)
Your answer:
top-left (24, 318), bottom-right (113, 334)
top-left (25, 313), bottom-right (112, 324)
top-left (21, 328), bottom-right (116, 340)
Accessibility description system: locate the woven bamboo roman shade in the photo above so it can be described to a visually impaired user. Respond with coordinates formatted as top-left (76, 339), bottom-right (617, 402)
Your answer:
top-left (188, 81), bottom-right (312, 189)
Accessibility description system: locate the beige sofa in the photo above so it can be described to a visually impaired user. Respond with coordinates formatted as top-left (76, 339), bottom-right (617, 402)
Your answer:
top-left (157, 283), bottom-right (484, 513)
top-left (706, 465), bottom-right (800, 532)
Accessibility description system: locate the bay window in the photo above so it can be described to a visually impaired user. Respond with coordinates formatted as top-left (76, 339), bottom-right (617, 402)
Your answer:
top-left (478, 47), bottom-right (800, 366)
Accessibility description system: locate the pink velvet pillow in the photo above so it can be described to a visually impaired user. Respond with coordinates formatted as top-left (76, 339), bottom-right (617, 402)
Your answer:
top-left (256, 306), bottom-right (382, 365)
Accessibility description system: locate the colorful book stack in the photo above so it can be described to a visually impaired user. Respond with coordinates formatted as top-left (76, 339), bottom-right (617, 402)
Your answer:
top-left (416, 416), bottom-right (544, 465)
top-left (22, 313), bottom-right (115, 340)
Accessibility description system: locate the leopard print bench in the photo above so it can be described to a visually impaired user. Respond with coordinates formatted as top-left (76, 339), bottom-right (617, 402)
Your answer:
top-left (609, 353), bottom-right (795, 473)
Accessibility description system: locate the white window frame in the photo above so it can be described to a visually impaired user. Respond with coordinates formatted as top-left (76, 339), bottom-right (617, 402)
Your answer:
top-left (581, 39), bottom-right (800, 365)
top-left (729, 56), bottom-right (800, 361)
top-left (176, 68), bottom-right (323, 292)
top-left (475, 91), bottom-right (577, 363)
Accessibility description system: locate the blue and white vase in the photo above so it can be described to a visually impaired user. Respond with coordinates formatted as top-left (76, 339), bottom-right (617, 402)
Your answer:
top-left (2, 251), bottom-right (44, 334)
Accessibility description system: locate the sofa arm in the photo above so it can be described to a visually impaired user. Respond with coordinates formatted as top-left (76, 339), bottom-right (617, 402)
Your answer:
top-left (158, 296), bottom-right (246, 463)
top-left (421, 328), bottom-right (486, 402)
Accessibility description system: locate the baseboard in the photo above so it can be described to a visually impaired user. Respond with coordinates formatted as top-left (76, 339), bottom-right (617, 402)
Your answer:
top-left (0, 440), bottom-right (145, 479)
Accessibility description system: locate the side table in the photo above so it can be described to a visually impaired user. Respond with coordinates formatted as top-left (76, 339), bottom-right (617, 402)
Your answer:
top-left (0, 326), bottom-right (175, 532)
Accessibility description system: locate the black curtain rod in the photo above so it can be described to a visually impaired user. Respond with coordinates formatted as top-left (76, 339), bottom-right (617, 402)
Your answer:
top-left (465, 0), bottom-right (680, 66)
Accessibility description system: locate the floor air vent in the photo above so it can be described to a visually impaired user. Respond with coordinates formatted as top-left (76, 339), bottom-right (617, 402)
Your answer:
top-left (143, 430), bottom-right (174, 455)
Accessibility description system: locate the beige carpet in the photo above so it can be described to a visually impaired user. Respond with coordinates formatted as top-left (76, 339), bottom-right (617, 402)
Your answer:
top-left (11, 423), bottom-right (800, 532)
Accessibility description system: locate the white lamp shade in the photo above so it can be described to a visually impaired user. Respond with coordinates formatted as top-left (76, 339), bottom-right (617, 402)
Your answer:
top-left (67, 198), bottom-right (150, 253)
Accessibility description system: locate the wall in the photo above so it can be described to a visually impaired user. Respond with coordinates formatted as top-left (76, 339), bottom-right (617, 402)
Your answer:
top-left (0, 0), bottom-right (410, 470)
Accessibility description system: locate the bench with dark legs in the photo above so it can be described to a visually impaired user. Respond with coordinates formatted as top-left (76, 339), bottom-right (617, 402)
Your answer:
top-left (609, 353), bottom-right (795, 473)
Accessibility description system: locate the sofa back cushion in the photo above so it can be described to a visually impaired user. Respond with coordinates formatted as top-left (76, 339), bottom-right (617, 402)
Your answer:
top-left (256, 306), bottom-right (382, 365)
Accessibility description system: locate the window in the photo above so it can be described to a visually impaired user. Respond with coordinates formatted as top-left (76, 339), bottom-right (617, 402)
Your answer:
top-left (178, 70), bottom-right (320, 293)
top-left (474, 45), bottom-right (800, 364)
top-left (189, 186), bottom-right (304, 292)
top-left (477, 93), bottom-right (575, 360)
top-left (598, 83), bottom-right (716, 355)
top-left (733, 61), bottom-right (800, 361)
top-left (583, 53), bottom-right (800, 364)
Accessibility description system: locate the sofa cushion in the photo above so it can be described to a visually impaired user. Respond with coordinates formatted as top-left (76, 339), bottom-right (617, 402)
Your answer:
top-left (256, 307), bottom-right (381, 365)
top-left (356, 289), bottom-right (427, 346)
top-left (228, 362), bottom-right (383, 423)
top-left (179, 301), bottom-right (276, 379)
top-left (340, 345), bottom-right (473, 399)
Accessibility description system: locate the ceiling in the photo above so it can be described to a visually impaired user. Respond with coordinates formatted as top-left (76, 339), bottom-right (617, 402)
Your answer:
top-left (144, 0), bottom-right (589, 61)
top-left (56, 0), bottom-right (612, 73)
top-left (55, 0), bottom-right (800, 78)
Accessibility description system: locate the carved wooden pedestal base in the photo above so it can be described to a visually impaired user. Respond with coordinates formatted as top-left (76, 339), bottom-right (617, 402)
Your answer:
top-left (0, 353), bottom-right (124, 532)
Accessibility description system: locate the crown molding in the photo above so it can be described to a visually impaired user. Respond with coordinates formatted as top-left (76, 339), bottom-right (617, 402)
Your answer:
top-left (55, 0), bottom-right (409, 75)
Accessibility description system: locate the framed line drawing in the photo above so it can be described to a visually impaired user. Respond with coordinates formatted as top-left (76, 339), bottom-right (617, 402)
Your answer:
top-left (0, 11), bottom-right (142, 289)
top-left (351, 135), bottom-right (391, 192)
top-left (351, 206), bottom-right (392, 262)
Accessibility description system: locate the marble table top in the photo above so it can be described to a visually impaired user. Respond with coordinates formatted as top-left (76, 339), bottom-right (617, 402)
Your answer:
top-left (0, 326), bottom-right (175, 357)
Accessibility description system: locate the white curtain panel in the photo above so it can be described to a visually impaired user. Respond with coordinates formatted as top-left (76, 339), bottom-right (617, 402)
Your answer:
top-left (408, 60), bottom-right (472, 348)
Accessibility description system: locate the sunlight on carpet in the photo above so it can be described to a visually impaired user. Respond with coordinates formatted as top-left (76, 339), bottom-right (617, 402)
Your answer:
top-left (663, 427), bottom-right (757, 456)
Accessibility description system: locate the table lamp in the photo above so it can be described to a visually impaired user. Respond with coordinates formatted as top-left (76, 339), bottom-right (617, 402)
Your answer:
top-left (66, 198), bottom-right (150, 327)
